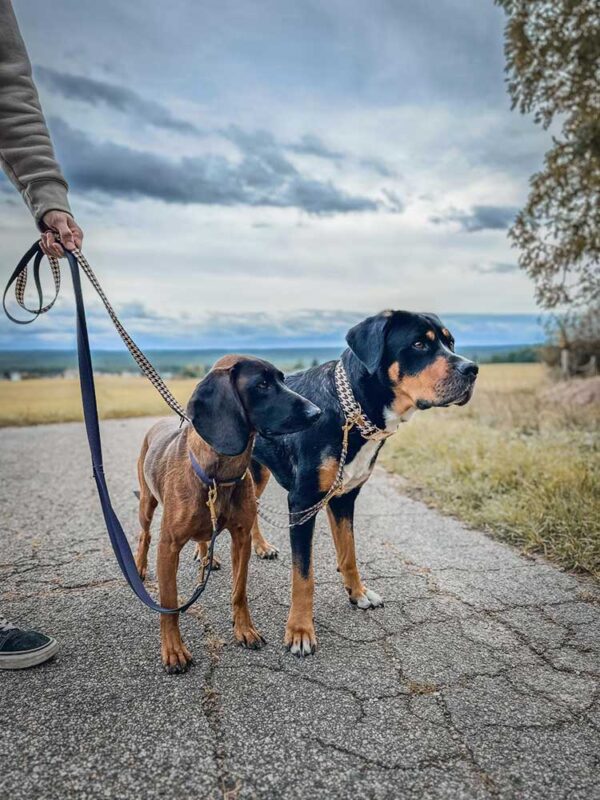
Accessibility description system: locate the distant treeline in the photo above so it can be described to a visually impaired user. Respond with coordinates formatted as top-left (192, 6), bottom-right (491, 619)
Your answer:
top-left (486, 346), bottom-right (540, 363)
top-left (0, 345), bottom-right (541, 379)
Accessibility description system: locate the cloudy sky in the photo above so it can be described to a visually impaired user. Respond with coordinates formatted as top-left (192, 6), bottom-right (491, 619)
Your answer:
top-left (1, 0), bottom-right (551, 350)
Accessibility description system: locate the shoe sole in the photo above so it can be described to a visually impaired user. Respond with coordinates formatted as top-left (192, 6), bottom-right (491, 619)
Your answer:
top-left (0, 638), bottom-right (59, 670)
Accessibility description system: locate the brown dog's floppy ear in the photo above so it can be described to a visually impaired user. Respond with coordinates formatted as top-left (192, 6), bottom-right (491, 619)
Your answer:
top-left (187, 368), bottom-right (250, 456)
top-left (346, 312), bottom-right (391, 374)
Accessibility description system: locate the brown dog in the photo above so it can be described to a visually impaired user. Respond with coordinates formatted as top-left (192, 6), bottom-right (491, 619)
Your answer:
top-left (134, 354), bottom-right (320, 673)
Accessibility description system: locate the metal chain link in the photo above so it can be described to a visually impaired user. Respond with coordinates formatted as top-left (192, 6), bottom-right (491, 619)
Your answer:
top-left (334, 360), bottom-right (394, 441)
top-left (257, 360), bottom-right (394, 528)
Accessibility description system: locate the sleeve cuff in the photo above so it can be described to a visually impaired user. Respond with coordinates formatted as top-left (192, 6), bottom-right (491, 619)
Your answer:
top-left (23, 180), bottom-right (72, 229)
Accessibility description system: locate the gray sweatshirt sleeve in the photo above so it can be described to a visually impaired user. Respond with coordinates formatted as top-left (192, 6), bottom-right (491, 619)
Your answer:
top-left (0, 0), bottom-right (71, 224)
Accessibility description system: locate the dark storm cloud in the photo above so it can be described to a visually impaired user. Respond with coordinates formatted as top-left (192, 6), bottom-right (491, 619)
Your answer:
top-left (36, 65), bottom-right (399, 180)
top-left (381, 189), bottom-right (404, 213)
top-left (36, 66), bottom-right (201, 135)
top-left (50, 118), bottom-right (379, 214)
top-left (287, 134), bottom-right (398, 177)
top-left (358, 157), bottom-right (397, 178)
top-left (287, 134), bottom-right (345, 161)
top-left (431, 205), bottom-right (519, 232)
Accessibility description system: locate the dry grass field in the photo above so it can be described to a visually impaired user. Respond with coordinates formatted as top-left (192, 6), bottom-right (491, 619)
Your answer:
top-left (0, 375), bottom-right (198, 427)
top-left (1, 364), bottom-right (598, 576)
top-left (381, 364), bottom-right (600, 578)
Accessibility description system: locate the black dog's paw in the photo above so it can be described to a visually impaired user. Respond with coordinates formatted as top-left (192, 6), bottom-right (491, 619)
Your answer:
top-left (285, 625), bottom-right (317, 657)
top-left (349, 587), bottom-right (384, 610)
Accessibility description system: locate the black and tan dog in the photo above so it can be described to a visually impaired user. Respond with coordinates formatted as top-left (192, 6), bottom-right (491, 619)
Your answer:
top-left (250, 310), bottom-right (479, 656)
top-left (134, 354), bottom-right (320, 673)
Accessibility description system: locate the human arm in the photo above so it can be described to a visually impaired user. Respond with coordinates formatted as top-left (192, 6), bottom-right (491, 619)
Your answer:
top-left (0, 0), bottom-right (82, 255)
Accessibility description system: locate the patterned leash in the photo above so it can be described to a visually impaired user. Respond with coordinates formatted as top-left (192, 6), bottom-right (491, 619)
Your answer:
top-left (3, 242), bottom-right (190, 423)
top-left (256, 360), bottom-right (394, 528)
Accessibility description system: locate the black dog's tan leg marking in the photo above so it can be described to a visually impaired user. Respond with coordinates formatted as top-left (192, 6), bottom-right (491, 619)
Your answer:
top-left (250, 462), bottom-right (278, 559)
top-left (135, 451), bottom-right (157, 582)
top-left (192, 541), bottom-right (221, 572)
top-left (230, 525), bottom-right (265, 649)
top-left (157, 526), bottom-right (193, 674)
top-left (285, 513), bottom-right (317, 656)
top-left (327, 491), bottom-right (384, 610)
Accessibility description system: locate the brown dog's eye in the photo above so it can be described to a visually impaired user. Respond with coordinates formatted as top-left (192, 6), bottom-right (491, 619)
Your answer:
top-left (413, 341), bottom-right (426, 350)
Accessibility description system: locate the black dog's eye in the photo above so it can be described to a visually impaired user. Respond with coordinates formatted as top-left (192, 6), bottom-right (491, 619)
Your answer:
top-left (413, 341), bottom-right (427, 350)
top-left (257, 380), bottom-right (269, 390)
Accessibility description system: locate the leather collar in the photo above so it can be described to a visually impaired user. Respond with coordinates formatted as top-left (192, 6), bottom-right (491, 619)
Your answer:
top-left (189, 450), bottom-right (248, 487)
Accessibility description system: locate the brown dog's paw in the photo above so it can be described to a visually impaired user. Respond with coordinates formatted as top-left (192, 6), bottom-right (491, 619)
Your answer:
top-left (193, 544), bottom-right (221, 571)
top-left (254, 540), bottom-right (279, 560)
top-left (161, 639), bottom-right (193, 675)
top-left (205, 554), bottom-right (222, 571)
top-left (234, 623), bottom-right (266, 650)
top-left (135, 558), bottom-right (148, 582)
top-left (285, 624), bottom-right (317, 657)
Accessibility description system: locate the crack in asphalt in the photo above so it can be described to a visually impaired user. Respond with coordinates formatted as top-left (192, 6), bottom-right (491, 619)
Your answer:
top-left (2, 420), bottom-right (599, 800)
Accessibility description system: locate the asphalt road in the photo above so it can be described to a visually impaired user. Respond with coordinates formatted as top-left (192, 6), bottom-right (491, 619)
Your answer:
top-left (1, 418), bottom-right (599, 800)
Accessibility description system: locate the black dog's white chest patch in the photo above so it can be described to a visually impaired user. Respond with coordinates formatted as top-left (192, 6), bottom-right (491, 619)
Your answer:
top-left (340, 405), bottom-right (415, 493)
top-left (341, 439), bottom-right (383, 491)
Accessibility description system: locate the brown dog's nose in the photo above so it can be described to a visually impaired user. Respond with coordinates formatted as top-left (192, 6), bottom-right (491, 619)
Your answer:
top-left (456, 360), bottom-right (479, 378)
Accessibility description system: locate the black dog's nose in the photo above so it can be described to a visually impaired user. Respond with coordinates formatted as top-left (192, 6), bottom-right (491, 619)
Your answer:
top-left (456, 360), bottom-right (479, 378)
top-left (305, 402), bottom-right (322, 421)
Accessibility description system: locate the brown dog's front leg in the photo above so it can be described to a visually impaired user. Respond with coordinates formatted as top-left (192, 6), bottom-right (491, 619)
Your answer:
top-left (157, 532), bottom-right (192, 674)
top-left (230, 526), bottom-right (265, 649)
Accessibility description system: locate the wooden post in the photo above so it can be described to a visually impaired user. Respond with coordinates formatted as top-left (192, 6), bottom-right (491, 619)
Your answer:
top-left (560, 348), bottom-right (570, 379)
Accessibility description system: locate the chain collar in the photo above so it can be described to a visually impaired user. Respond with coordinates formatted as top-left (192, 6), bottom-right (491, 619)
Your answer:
top-left (334, 360), bottom-right (394, 442)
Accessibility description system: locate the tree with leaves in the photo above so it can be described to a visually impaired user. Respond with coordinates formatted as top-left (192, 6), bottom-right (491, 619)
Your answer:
top-left (496, 0), bottom-right (600, 309)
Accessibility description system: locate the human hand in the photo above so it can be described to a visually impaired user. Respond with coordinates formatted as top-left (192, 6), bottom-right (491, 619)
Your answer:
top-left (40, 211), bottom-right (84, 259)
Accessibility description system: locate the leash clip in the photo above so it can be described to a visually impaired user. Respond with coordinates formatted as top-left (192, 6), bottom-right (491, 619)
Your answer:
top-left (206, 481), bottom-right (219, 529)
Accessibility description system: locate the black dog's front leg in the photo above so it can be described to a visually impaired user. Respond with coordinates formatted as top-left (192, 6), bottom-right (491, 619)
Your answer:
top-left (285, 496), bottom-right (317, 657)
top-left (326, 489), bottom-right (384, 609)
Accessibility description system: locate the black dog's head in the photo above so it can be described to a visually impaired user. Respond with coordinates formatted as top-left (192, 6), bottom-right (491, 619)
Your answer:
top-left (187, 355), bottom-right (321, 455)
top-left (346, 310), bottom-right (478, 413)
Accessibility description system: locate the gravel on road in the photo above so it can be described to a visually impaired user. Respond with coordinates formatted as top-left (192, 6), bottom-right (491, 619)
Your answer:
top-left (1, 418), bottom-right (599, 799)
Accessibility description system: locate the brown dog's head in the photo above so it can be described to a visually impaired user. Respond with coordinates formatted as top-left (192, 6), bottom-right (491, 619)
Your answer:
top-left (346, 310), bottom-right (478, 415)
top-left (187, 355), bottom-right (321, 455)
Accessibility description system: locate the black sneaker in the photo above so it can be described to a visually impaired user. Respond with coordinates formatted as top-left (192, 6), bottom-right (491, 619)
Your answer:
top-left (0, 617), bottom-right (58, 670)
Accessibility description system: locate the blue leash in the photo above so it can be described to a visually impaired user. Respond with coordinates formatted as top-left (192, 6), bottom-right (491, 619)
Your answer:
top-left (3, 241), bottom-right (219, 614)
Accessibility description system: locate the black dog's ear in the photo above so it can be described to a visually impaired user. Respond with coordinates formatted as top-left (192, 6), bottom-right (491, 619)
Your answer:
top-left (187, 368), bottom-right (250, 456)
top-left (346, 312), bottom-right (392, 374)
